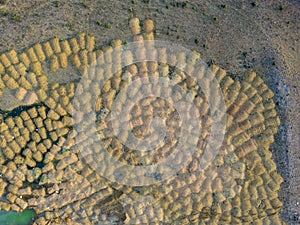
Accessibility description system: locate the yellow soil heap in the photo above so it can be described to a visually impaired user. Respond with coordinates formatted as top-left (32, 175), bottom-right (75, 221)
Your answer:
top-left (0, 18), bottom-right (284, 225)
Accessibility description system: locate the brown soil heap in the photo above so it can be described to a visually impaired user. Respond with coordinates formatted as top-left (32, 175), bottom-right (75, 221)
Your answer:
top-left (0, 18), bottom-right (284, 225)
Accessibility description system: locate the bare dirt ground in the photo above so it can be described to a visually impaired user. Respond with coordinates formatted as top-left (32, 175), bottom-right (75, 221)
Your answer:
top-left (0, 0), bottom-right (299, 224)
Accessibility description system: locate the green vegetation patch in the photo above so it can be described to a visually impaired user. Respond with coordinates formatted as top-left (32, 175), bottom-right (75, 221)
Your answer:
top-left (0, 209), bottom-right (36, 225)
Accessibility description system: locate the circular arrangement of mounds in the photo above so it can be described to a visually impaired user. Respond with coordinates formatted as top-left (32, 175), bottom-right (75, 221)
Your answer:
top-left (0, 18), bottom-right (284, 225)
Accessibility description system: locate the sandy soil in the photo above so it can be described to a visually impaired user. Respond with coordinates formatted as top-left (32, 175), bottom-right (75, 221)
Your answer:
top-left (0, 0), bottom-right (299, 224)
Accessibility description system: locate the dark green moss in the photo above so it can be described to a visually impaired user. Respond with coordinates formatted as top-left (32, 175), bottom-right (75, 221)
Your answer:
top-left (69, 23), bottom-right (75, 29)
top-left (251, 2), bottom-right (258, 7)
top-left (12, 14), bottom-right (20, 21)
top-left (207, 59), bottom-right (215, 66)
top-left (82, 2), bottom-right (87, 8)
top-left (54, 0), bottom-right (59, 7)
top-left (173, 2), bottom-right (187, 8)
top-left (0, 10), bottom-right (7, 16)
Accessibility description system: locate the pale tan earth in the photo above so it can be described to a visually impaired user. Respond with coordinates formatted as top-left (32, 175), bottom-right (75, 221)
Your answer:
top-left (0, 0), bottom-right (299, 224)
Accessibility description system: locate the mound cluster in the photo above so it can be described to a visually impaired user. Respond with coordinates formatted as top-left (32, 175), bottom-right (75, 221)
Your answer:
top-left (0, 18), bottom-right (284, 225)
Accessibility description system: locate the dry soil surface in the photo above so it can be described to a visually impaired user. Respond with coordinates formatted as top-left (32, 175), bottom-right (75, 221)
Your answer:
top-left (0, 0), bottom-right (299, 224)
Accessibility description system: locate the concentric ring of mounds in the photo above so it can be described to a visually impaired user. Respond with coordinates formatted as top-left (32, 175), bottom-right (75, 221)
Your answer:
top-left (0, 18), bottom-right (284, 225)
top-left (94, 63), bottom-right (210, 169)
top-left (98, 96), bottom-right (183, 166)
